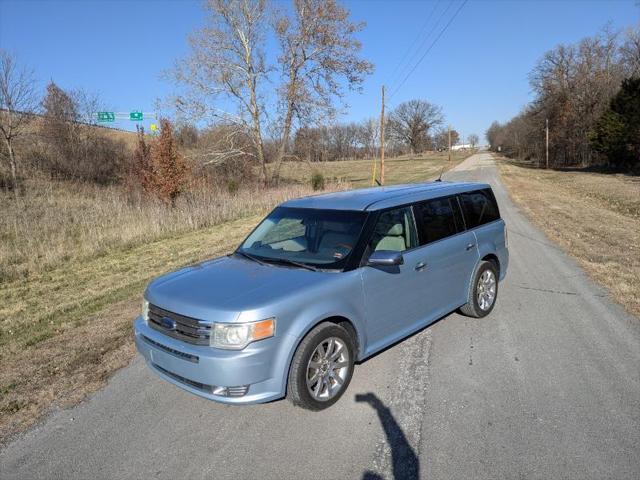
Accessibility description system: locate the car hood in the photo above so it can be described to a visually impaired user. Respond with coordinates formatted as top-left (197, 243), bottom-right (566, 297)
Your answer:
top-left (145, 255), bottom-right (332, 322)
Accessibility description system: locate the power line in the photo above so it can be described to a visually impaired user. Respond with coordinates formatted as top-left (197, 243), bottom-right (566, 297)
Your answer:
top-left (388, 0), bottom-right (455, 92)
top-left (389, 0), bottom-right (469, 100)
top-left (390, 0), bottom-right (467, 98)
top-left (386, 0), bottom-right (442, 88)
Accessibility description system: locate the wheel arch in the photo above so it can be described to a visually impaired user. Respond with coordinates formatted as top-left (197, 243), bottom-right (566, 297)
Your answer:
top-left (481, 253), bottom-right (500, 276)
top-left (296, 315), bottom-right (361, 360)
top-left (464, 252), bottom-right (500, 306)
top-left (282, 314), bottom-right (362, 397)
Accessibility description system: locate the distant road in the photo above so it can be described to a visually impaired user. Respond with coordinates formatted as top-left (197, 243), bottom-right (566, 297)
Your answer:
top-left (1, 153), bottom-right (638, 480)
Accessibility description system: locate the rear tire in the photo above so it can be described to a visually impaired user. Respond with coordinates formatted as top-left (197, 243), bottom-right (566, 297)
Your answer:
top-left (460, 260), bottom-right (498, 318)
top-left (287, 322), bottom-right (355, 411)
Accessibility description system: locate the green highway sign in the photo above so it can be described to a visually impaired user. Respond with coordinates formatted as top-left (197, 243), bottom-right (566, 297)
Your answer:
top-left (97, 112), bottom-right (115, 122)
top-left (130, 111), bottom-right (143, 121)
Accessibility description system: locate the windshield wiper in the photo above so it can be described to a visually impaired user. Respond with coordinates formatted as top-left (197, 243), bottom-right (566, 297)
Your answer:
top-left (234, 251), bottom-right (268, 267)
top-left (266, 257), bottom-right (320, 272)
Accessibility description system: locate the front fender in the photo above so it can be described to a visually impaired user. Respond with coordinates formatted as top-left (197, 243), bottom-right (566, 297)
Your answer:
top-left (274, 270), bottom-right (367, 392)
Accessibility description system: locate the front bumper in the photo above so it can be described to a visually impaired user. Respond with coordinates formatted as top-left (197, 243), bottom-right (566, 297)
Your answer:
top-left (134, 316), bottom-right (295, 404)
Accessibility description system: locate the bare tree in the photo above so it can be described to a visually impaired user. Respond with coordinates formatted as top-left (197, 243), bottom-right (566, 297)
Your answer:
top-left (468, 133), bottom-right (479, 149)
top-left (72, 88), bottom-right (105, 125)
top-left (620, 27), bottom-right (640, 78)
top-left (40, 81), bottom-right (81, 176)
top-left (272, 0), bottom-right (373, 179)
top-left (449, 129), bottom-right (460, 147)
top-left (432, 128), bottom-right (448, 151)
top-left (485, 121), bottom-right (501, 149)
top-left (39, 81), bottom-right (126, 183)
top-left (357, 117), bottom-right (379, 158)
top-left (194, 124), bottom-right (254, 166)
top-left (293, 126), bottom-right (324, 162)
top-left (0, 50), bottom-right (38, 192)
top-left (170, 0), bottom-right (270, 182)
top-left (169, 0), bottom-right (372, 184)
top-left (387, 99), bottom-right (444, 154)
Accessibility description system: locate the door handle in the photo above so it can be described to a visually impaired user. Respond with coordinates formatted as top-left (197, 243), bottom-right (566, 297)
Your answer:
top-left (415, 262), bottom-right (427, 271)
top-left (466, 243), bottom-right (475, 251)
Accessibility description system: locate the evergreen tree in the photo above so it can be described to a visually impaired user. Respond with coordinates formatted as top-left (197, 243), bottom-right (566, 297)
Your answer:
top-left (590, 77), bottom-right (640, 170)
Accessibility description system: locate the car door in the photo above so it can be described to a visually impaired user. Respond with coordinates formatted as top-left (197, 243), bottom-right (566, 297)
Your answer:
top-left (360, 206), bottom-right (428, 355)
top-left (459, 188), bottom-right (506, 279)
top-left (413, 195), bottom-right (479, 319)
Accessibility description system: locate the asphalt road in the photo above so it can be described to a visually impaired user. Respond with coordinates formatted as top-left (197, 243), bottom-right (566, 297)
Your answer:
top-left (1, 153), bottom-right (639, 480)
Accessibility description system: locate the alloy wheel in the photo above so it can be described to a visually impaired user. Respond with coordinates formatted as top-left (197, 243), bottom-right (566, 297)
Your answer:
top-left (477, 269), bottom-right (497, 311)
top-left (306, 337), bottom-right (350, 401)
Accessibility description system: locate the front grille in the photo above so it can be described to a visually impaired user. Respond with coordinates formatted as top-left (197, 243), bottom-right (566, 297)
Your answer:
top-left (148, 304), bottom-right (212, 345)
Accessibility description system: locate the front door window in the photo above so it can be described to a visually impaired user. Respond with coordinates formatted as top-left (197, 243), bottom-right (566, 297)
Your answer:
top-left (368, 207), bottom-right (418, 252)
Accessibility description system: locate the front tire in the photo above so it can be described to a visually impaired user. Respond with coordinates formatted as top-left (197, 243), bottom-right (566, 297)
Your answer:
top-left (287, 322), bottom-right (355, 411)
top-left (460, 260), bottom-right (498, 318)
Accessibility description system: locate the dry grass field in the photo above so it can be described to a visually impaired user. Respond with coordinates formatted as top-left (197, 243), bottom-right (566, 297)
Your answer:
top-left (276, 150), bottom-right (469, 187)
top-left (0, 178), bottom-right (327, 284)
top-left (498, 158), bottom-right (640, 319)
top-left (0, 150), bottom-right (469, 444)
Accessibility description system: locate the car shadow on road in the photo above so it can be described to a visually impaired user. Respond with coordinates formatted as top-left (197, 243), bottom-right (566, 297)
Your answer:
top-left (356, 393), bottom-right (419, 480)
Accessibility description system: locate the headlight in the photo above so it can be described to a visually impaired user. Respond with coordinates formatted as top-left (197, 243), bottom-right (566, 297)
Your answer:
top-left (142, 299), bottom-right (149, 322)
top-left (212, 318), bottom-right (275, 350)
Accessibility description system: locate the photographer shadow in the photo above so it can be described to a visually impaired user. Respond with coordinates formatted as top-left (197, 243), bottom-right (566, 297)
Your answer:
top-left (356, 393), bottom-right (419, 480)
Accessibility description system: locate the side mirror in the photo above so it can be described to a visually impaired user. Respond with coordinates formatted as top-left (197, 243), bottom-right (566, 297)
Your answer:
top-left (367, 250), bottom-right (404, 267)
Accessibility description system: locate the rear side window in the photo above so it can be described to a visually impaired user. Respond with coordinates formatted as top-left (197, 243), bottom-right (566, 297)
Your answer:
top-left (459, 189), bottom-right (500, 228)
top-left (415, 196), bottom-right (464, 245)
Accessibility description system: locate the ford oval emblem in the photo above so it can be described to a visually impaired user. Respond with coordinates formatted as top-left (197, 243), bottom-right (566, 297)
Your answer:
top-left (159, 316), bottom-right (177, 331)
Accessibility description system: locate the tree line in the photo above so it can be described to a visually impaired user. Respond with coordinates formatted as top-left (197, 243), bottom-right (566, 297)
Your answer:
top-left (292, 101), bottom-right (475, 162)
top-left (486, 26), bottom-right (640, 171)
top-left (194, 98), bottom-right (464, 164)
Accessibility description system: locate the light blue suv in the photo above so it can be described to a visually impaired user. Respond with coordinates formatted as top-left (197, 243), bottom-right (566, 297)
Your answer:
top-left (134, 182), bottom-right (508, 410)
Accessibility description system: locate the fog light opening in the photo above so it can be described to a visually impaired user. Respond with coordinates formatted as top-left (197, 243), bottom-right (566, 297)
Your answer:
top-left (212, 385), bottom-right (250, 397)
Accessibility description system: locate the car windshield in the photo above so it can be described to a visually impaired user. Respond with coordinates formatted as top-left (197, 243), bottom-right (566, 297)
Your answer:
top-left (238, 207), bottom-right (367, 270)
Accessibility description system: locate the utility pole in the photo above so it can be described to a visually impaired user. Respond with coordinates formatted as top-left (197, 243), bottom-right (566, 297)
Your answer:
top-left (448, 124), bottom-right (452, 162)
top-left (545, 118), bottom-right (549, 169)
top-left (370, 151), bottom-right (377, 186)
top-left (380, 85), bottom-right (385, 186)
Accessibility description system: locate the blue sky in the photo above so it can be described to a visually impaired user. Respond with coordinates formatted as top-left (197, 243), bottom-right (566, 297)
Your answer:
top-left (1, 0), bottom-right (639, 141)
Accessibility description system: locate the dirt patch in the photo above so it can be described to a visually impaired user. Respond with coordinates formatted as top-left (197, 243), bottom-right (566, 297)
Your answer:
top-left (0, 297), bottom-right (137, 445)
top-left (497, 158), bottom-right (640, 319)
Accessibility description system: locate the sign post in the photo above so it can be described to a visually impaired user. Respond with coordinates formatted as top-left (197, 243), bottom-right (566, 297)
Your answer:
top-left (130, 111), bottom-right (143, 121)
